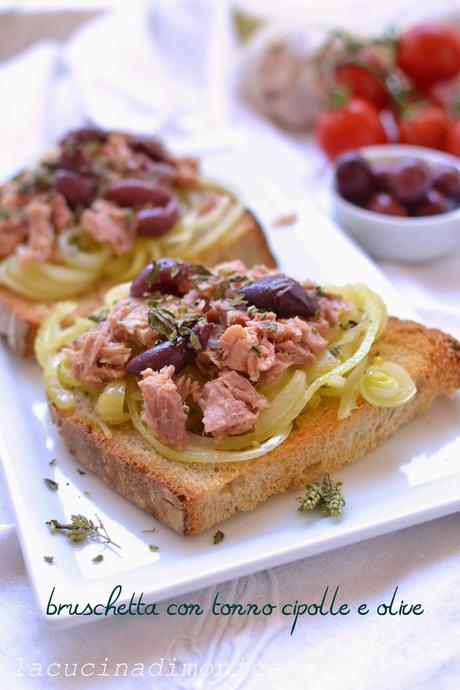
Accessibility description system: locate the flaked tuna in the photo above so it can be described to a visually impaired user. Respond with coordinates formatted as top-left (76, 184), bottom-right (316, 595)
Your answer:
top-left (139, 366), bottom-right (188, 448)
top-left (214, 259), bottom-right (247, 276)
top-left (202, 314), bottom-right (328, 383)
top-left (101, 133), bottom-right (133, 174)
top-left (0, 215), bottom-right (25, 258)
top-left (64, 326), bottom-right (131, 386)
top-left (107, 297), bottom-right (156, 348)
top-left (199, 371), bottom-right (268, 439)
top-left (50, 193), bottom-right (72, 235)
top-left (175, 374), bottom-right (201, 403)
top-left (81, 200), bottom-right (134, 255)
top-left (173, 156), bottom-right (199, 187)
top-left (258, 316), bottom-right (328, 381)
top-left (217, 324), bottom-right (275, 382)
top-left (19, 200), bottom-right (55, 265)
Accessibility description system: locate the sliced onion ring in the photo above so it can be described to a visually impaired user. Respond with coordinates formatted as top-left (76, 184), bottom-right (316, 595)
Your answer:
top-left (360, 361), bottom-right (416, 408)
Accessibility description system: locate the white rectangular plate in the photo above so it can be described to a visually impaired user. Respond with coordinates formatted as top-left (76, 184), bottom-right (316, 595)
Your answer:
top-left (1, 130), bottom-right (459, 627)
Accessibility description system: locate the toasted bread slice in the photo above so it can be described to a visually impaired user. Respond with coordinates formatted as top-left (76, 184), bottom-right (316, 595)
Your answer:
top-left (50, 317), bottom-right (460, 535)
top-left (0, 210), bottom-right (274, 357)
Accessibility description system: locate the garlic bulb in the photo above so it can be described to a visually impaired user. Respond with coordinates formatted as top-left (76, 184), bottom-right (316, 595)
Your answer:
top-left (240, 24), bottom-right (327, 130)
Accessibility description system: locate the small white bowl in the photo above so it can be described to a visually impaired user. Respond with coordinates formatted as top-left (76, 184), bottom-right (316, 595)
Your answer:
top-left (329, 144), bottom-right (460, 264)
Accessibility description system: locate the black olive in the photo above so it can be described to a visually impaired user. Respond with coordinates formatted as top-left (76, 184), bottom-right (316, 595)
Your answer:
top-left (335, 152), bottom-right (376, 201)
top-left (130, 259), bottom-right (191, 298)
top-left (126, 338), bottom-right (194, 375)
top-left (237, 274), bottom-right (318, 319)
top-left (59, 125), bottom-right (108, 147)
top-left (53, 169), bottom-right (97, 208)
top-left (126, 322), bottom-right (211, 375)
top-left (127, 135), bottom-right (173, 164)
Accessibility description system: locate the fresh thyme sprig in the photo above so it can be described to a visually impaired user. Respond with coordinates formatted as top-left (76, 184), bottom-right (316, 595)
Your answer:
top-left (296, 482), bottom-right (323, 512)
top-left (46, 514), bottom-right (120, 548)
top-left (148, 307), bottom-right (177, 340)
top-left (297, 474), bottom-right (346, 517)
top-left (320, 474), bottom-right (346, 517)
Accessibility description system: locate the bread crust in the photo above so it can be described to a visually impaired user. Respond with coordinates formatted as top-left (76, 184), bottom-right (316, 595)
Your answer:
top-left (0, 210), bottom-right (274, 356)
top-left (50, 317), bottom-right (460, 535)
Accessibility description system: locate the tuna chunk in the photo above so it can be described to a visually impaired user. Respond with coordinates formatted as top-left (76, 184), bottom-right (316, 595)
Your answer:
top-left (101, 133), bottom-right (133, 173)
top-left (139, 366), bottom-right (188, 448)
top-left (218, 324), bottom-right (275, 382)
top-left (260, 316), bottom-right (328, 381)
top-left (50, 193), bottom-right (72, 234)
top-left (318, 294), bottom-right (349, 323)
top-left (0, 215), bottom-right (25, 258)
top-left (199, 371), bottom-right (268, 439)
top-left (214, 259), bottom-right (247, 277)
top-left (175, 374), bottom-right (201, 403)
top-left (173, 156), bottom-right (199, 187)
top-left (64, 326), bottom-right (131, 386)
top-left (19, 200), bottom-right (55, 265)
top-left (270, 317), bottom-right (328, 352)
top-left (107, 297), bottom-right (156, 348)
top-left (81, 200), bottom-right (134, 255)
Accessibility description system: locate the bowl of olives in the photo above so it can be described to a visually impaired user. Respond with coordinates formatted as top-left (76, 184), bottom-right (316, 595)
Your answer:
top-left (331, 144), bottom-right (460, 263)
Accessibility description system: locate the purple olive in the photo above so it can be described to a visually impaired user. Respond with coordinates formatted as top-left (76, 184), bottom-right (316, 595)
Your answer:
top-left (53, 169), bottom-right (97, 208)
top-left (193, 321), bottom-right (212, 350)
top-left (373, 163), bottom-right (394, 192)
top-left (59, 125), bottom-right (107, 147)
top-left (335, 152), bottom-right (375, 201)
top-left (51, 150), bottom-right (94, 175)
top-left (237, 274), bottom-right (318, 319)
top-left (52, 126), bottom-right (107, 175)
top-left (104, 179), bottom-right (172, 208)
top-left (365, 192), bottom-right (408, 216)
top-left (127, 135), bottom-right (172, 163)
top-left (388, 158), bottom-right (431, 203)
top-left (130, 258), bottom-right (191, 297)
top-left (135, 198), bottom-right (178, 237)
top-left (413, 189), bottom-right (450, 216)
top-left (126, 323), bottom-right (211, 375)
top-left (126, 338), bottom-right (194, 375)
top-left (432, 164), bottom-right (460, 197)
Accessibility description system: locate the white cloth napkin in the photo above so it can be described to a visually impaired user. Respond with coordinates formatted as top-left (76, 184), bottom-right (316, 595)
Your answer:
top-left (0, 3), bottom-right (459, 690)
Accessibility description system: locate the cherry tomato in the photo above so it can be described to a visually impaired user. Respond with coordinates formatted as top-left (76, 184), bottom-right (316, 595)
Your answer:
top-left (398, 104), bottom-right (450, 148)
top-left (334, 63), bottom-right (388, 110)
top-left (397, 24), bottom-right (460, 85)
top-left (316, 98), bottom-right (388, 160)
top-left (442, 120), bottom-right (460, 157)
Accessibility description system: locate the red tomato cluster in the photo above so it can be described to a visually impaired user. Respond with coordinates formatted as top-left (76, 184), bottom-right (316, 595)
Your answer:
top-left (316, 23), bottom-right (460, 160)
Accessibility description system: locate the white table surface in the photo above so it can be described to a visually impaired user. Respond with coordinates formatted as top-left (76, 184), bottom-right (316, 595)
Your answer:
top-left (0, 3), bottom-right (459, 689)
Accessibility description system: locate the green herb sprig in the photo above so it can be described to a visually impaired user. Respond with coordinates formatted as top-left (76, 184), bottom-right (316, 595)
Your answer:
top-left (46, 514), bottom-right (120, 548)
top-left (297, 474), bottom-right (346, 517)
top-left (213, 530), bottom-right (225, 545)
top-left (88, 307), bottom-right (109, 324)
top-left (44, 478), bottom-right (59, 491)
